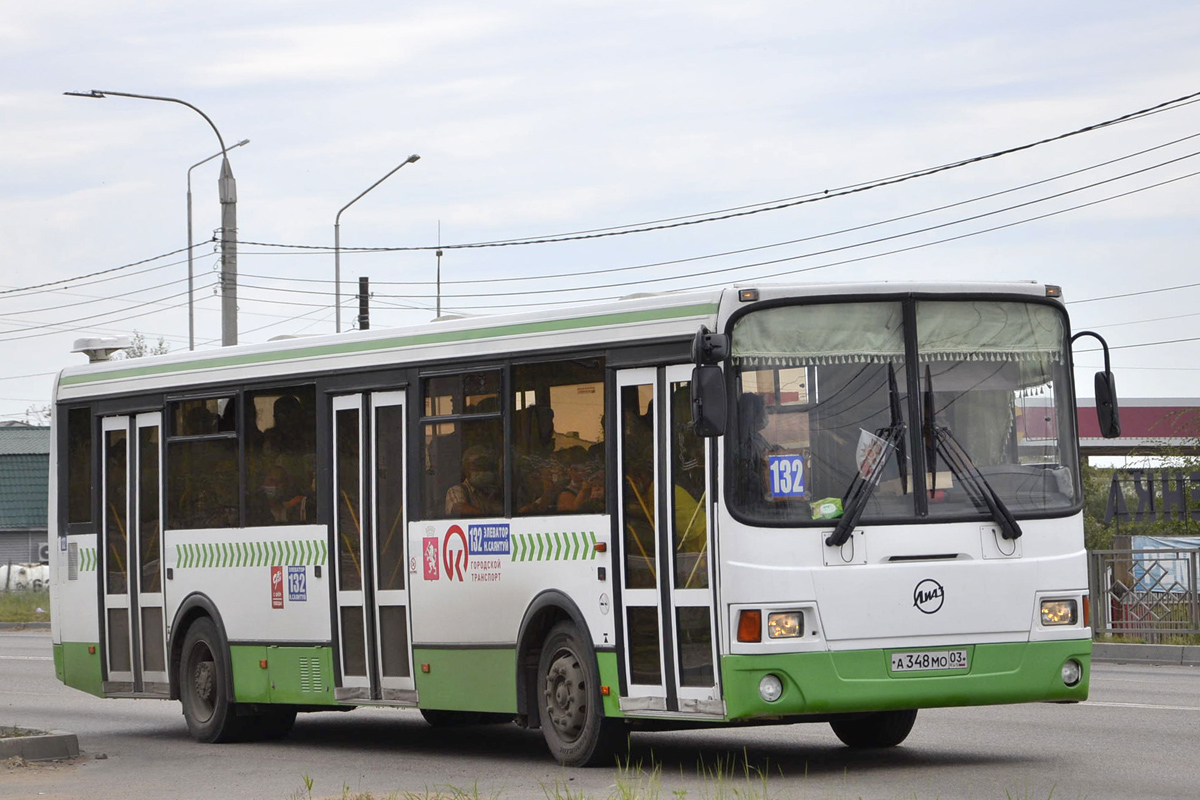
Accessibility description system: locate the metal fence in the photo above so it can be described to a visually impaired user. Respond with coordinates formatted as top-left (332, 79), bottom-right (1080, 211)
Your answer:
top-left (1089, 547), bottom-right (1200, 642)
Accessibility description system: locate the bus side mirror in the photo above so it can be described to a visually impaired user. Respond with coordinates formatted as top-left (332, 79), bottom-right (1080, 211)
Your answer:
top-left (691, 325), bottom-right (728, 366)
top-left (1095, 370), bottom-right (1121, 439)
top-left (1071, 330), bottom-right (1121, 440)
top-left (691, 365), bottom-right (726, 437)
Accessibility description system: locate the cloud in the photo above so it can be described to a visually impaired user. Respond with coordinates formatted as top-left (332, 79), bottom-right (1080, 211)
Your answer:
top-left (194, 10), bottom-right (512, 87)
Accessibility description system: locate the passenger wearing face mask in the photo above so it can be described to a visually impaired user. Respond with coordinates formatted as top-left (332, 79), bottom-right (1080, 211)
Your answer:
top-left (445, 445), bottom-right (503, 517)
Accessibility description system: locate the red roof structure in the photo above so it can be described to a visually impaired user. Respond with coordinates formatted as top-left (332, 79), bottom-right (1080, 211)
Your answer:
top-left (1077, 398), bottom-right (1200, 456)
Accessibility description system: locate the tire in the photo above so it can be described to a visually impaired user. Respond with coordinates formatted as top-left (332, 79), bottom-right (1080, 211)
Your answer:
top-left (179, 617), bottom-right (245, 743)
top-left (829, 709), bottom-right (918, 748)
top-left (537, 621), bottom-right (622, 767)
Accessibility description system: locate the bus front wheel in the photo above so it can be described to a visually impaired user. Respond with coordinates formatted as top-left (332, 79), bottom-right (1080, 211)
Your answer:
top-left (829, 709), bottom-right (918, 748)
top-left (179, 617), bottom-right (243, 743)
top-left (537, 621), bottom-right (621, 767)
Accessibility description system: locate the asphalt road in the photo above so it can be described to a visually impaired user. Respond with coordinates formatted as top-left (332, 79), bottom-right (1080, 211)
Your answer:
top-left (3, 630), bottom-right (1199, 800)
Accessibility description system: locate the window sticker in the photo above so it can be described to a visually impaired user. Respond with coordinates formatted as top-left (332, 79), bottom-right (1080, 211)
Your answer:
top-left (768, 454), bottom-right (807, 498)
top-left (856, 429), bottom-right (888, 479)
top-left (288, 565), bottom-right (307, 601)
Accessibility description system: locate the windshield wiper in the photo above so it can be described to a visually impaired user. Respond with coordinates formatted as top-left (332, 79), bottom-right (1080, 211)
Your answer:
top-left (922, 366), bottom-right (1022, 540)
top-left (929, 425), bottom-right (1022, 540)
top-left (826, 364), bottom-right (906, 548)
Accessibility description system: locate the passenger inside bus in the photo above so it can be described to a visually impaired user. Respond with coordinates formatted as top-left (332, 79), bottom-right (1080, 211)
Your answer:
top-left (445, 445), bottom-right (503, 517)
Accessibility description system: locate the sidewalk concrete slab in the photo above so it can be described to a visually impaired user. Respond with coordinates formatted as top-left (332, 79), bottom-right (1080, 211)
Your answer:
top-left (0, 729), bottom-right (79, 762)
top-left (1093, 642), bottom-right (1200, 667)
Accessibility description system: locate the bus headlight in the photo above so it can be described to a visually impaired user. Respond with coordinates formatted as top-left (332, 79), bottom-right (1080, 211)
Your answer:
top-left (758, 674), bottom-right (783, 702)
top-left (767, 611), bottom-right (803, 639)
top-left (1061, 659), bottom-right (1082, 687)
top-left (1041, 599), bottom-right (1078, 626)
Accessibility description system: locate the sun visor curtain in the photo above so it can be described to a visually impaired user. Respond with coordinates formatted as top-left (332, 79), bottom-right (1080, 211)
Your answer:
top-left (915, 300), bottom-right (1065, 363)
top-left (731, 302), bottom-right (905, 367)
top-left (731, 299), bottom-right (1064, 368)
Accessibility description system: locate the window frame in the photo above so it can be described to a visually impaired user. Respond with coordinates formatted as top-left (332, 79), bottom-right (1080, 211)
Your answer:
top-left (722, 292), bottom-right (1083, 529)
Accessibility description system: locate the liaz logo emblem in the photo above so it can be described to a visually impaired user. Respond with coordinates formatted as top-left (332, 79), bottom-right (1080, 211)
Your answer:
top-left (912, 579), bottom-right (945, 614)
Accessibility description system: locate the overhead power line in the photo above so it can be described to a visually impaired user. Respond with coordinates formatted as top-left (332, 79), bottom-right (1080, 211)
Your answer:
top-left (0, 283), bottom-right (215, 342)
top-left (235, 88), bottom-right (1200, 255)
top-left (235, 129), bottom-right (1200, 290)
top-left (0, 243), bottom-right (208, 297)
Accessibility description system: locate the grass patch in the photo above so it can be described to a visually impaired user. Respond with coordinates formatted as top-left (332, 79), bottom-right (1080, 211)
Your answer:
top-left (0, 589), bottom-right (50, 623)
top-left (0, 727), bottom-right (47, 739)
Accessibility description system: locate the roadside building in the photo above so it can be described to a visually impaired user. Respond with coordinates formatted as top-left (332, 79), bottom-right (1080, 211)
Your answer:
top-left (0, 423), bottom-right (50, 567)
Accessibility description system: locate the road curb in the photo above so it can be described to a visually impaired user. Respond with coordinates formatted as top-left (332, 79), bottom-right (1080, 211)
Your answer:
top-left (0, 622), bottom-right (50, 631)
top-left (1092, 642), bottom-right (1200, 667)
top-left (0, 730), bottom-right (79, 762)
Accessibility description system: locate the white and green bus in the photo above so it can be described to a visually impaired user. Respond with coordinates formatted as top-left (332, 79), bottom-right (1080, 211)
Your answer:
top-left (49, 282), bottom-right (1119, 766)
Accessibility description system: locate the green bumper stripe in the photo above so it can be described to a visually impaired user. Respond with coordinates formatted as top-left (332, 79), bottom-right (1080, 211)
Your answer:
top-left (230, 645), bottom-right (336, 705)
top-left (720, 639), bottom-right (1092, 720)
top-left (58, 642), bottom-right (104, 698)
top-left (413, 648), bottom-right (516, 713)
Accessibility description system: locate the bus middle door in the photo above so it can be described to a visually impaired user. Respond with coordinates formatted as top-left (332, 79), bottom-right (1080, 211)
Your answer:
top-left (99, 412), bottom-right (168, 696)
top-left (331, 391), bottom-right (415, 703)
top-left (615, 365), bottom-right (721, 717)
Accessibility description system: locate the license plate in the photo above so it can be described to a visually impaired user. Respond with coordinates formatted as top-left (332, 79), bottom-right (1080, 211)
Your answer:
top-left (890, 649), bottom-right (969, 673)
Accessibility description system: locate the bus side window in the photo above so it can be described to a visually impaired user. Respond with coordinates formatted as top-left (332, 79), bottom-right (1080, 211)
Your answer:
top-left (245, 387), bottom-right (317, 526)
top-left (166, 397), bottom-right (239, 530)
top-left (512, 359), bottom-right (606, 517)
top-left (420, 370), bottom-right (505, 519)
top-left (66, 406), bottom-right (94, 526)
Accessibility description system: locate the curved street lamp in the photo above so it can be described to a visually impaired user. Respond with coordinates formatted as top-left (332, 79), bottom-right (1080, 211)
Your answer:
top-left (66, 89), bottom-right (243, 346)
top-left (334, 154), bottom-right (420, 333)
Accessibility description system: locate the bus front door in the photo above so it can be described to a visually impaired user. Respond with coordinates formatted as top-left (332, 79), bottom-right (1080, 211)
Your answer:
top-left (331, 392), bottom-right (415, 703)
top-left (615, 366), bottom-right (721, 716)
top-left (99, 413), bottom-right (168, 696)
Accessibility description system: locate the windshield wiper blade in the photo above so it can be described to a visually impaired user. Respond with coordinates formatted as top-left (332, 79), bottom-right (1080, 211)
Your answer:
top-left (932, 426), bottom-right (1023, 540)
top-left (924, 365), bottom-right (937, 497)
top-left (889, 364), bottom-right (908, 495)
top-left (825, 421), bottom-right (905, 548)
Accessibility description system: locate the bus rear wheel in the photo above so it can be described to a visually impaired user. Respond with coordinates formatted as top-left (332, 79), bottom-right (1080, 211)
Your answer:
top-left (537, 621), bottom-right (621, 767)
top-left (829, 709), bottom-right (918, 748)
top-left (179, 617), bottom-right (244, 743)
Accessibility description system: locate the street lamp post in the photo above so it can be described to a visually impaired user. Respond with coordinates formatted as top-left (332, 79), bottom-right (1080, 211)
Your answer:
top-left (188, 140), bottom-right (249, 351)
top-left (334, 154), bottom-right (420, 333)
top-left (66, 89), bottom-right (243, 346)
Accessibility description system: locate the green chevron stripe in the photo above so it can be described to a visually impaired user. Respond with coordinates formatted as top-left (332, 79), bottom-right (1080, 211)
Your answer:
top-left (172, 539), bottom-right (328, 569)
top-left (500, 530), bottom-right (603, 562)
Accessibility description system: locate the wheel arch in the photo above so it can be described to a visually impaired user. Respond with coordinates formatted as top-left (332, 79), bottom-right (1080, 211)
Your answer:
top-left (168, 592), bottom-right (234, 703)
top-left (515, 590), bottom-right (595, 728)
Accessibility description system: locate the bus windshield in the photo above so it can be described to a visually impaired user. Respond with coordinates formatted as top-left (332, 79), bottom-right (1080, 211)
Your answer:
top-left (729, 298), bottom-right (1079, 525)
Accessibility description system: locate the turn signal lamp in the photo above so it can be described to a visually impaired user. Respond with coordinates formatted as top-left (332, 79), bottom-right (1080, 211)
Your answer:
top-left (767, 611), bottom-right (803, 639)
top-left (1041, 599), bottom-right (1078, 626)
top-left (737, 609), bottom-right (762, 643)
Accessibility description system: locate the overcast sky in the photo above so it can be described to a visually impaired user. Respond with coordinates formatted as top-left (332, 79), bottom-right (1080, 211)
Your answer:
top-left (2, 1), bottom-right (1199, 422)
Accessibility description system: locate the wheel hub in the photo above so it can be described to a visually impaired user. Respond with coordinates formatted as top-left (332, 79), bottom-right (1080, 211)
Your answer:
top-left (191, 659), bottom-right (216, 721)
top-left (544, 651), bottom-right (586, 741)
